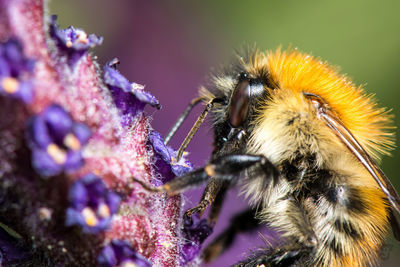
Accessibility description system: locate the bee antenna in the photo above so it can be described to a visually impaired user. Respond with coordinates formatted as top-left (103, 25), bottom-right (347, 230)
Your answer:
top-left (164, 97), bottom-right (205, 145)
top-left (176, 98), bottom-right (221, 161)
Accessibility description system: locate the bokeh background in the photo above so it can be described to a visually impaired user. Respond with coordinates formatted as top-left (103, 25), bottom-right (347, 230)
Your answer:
top-left (50, 1), bottom-right (400, 266)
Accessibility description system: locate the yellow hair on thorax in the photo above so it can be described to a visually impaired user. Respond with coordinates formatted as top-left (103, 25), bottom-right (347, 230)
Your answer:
top-left (262, 48), bottom-right (394, 160)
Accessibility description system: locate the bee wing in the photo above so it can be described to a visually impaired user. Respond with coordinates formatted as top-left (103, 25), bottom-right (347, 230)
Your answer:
top-left (319, 110), bottom-right (400, 214)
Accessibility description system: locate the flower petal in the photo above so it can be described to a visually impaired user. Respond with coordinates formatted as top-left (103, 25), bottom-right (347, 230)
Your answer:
top-left (28, 116), bottom-right (51, 148)
top-left (68, 179), bottom-right (89, 210)
top-left (148, 130), bottom-right (193, 184)
top-left (97, 244), bottom-right (117, 267)
top-left (65, 208), bottom-right (86, 227)
top-left (31, 149), bottom-right (63, 177)
top-left (15, 80), bottom-right (33, 103)
top-left (0, 57), bottom-right (11, 76)
top-left (148, 131), bottom-right (171, 163)
top-left (106, 192), bottom-right (121, 214)
top-left (43, 105), bottom-right (73, 143)
top-left (72, 123), bottom-right (91, 145)
top-left (180, 214), bottom-right (213, 264)
top-left (132, 87), bottom-right (160, 109)
top-left (82, 174), bottom-right (108, 202)
top-left (64, 151), bottom-right (84, 172)
top-left (104, 64), bottom-right (160, 126)
top-left (103, 65), bottom-right (132, 93)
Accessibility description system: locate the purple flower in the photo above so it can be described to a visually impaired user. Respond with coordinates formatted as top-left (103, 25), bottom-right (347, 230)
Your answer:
top-left (148, 130), bottom-right (193, 186)
top-left (65, 174), bottom-right (121, 234)
top-left (0, 38), bottom-right (35, 103)
top-left (97, 239), bottom-right (151, 267)
top-left (27, 104), bottom-right (91, 177)
top-left (104, 60), bottom-right (160, 126)
top-left (180, 215), bottom-right (213, 264)
top-left (49, 15), bottom-right (103, 66)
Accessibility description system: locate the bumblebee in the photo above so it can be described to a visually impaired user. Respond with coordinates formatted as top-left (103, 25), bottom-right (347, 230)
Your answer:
top-left (138, 48), bottom-right (400, 266)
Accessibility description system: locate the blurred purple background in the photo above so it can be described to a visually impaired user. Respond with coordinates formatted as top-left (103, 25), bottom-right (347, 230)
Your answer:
top-left (50, 1), bottom-right (400, 266)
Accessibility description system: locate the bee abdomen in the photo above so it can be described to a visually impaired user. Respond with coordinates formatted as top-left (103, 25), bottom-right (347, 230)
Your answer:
top-left (311, 183), bottom-right (389, 266)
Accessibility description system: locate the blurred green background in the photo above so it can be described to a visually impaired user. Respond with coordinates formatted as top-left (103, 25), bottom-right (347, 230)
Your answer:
top-left (50, 0), bottom-right (400, 266)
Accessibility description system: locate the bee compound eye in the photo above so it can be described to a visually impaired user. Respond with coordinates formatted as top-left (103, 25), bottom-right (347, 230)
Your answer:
top-left (228, 78), bottom-right (250, 128)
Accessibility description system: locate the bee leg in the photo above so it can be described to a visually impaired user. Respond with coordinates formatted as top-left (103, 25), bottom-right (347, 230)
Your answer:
top-left (184, 176), bottom-right (225, 218)
top-left (134, 154), bottom-right (277, 217)
top-left (233, 243), bottom-right (312, 267)
top-left (164, 97), bottom-right (205, 145)
top-left (133, 168), bottom-right (208, 194)
top-left (202, 208), bottom-right (259, 263)
top-left (185, 154), bottom-right (279, 218)
top-left (208, 182), bottom-right (229, 224)
top-left (206, 154), bottom-right (279, 181)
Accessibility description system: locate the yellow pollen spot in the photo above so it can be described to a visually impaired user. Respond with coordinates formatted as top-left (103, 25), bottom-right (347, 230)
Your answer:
top-left (1, 77), bottom-right (19, 93)
top-left (160, 241), bottom-right (173, 249)
top-left (131, 82), bottom-right (144, 90)
top-left (162, 184), bottom-right (171, 191)
top-left (120, 261), bottom-right (138, 267)
top-left (81, 207), bottom-right (98, 226)
top-left (66, 40), bottom-right (73, 48)
top-left (47, 144), bottom-right (67, 164)
top-left (204, 164), bottom-right (216, 176)
top-left (97, 203), bottom-right (110, 218)
top-left (76, 31), bottom-right (88, 44)
top-left (63, 133), bottom-right (81, 150)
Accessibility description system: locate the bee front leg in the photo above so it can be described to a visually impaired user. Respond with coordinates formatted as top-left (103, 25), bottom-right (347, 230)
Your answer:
top-left (185, 154), bottom-right (279, 219)
top-left (184, 177), bottom-right (226, 218)
top-left (132, 168), bottom-right (208, 194)
top-left (233, 243), bottom-right (312, 267)
top-left (135, 154), bottom-right (278, 219)
top-left (208, 183), bottom-right (229, 224)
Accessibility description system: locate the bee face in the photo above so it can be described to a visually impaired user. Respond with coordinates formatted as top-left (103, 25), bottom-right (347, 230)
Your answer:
top-left (153, 47), bottom-right (398, 266)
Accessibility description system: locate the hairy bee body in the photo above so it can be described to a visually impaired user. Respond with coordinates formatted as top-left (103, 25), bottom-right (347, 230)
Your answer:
top-left (198, 49), bottom-right (394, 266)
top-left (146, 48), bottom-right (398, 266)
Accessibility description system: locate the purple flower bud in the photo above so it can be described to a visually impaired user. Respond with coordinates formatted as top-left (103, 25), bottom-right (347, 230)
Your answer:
top-left (65, 174), bottom-right (121, 234)
top-left (97, 239), bottom-right (151, 267)
top-left (49, 15), bottom-right (103, 66)
top-left (0, 38), bottom-right (34, 103)
top-left (104, 61), bottom-right (161, 127)
top-left (148, 130), bottom-right (193, 186)
top-left (27, 104), bottom-right (91, 177)
top-left (180, 215), bottom-right (213, 264)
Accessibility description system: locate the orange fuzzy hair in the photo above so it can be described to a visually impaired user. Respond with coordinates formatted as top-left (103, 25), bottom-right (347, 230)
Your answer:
top-left (245, 48), bottom-right (395, 160)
